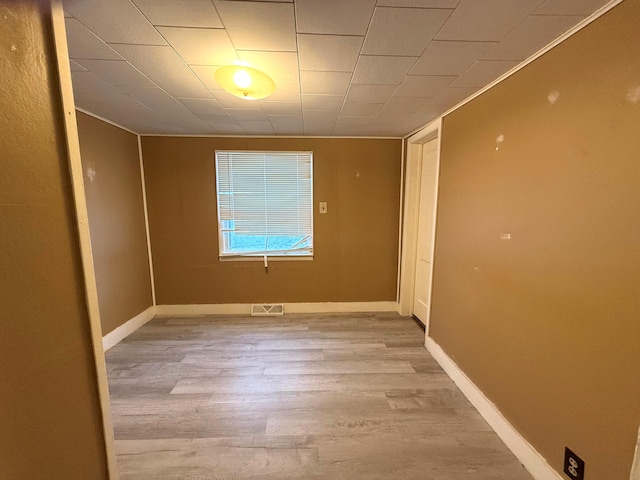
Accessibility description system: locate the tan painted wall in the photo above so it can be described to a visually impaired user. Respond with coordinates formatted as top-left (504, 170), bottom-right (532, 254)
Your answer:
top-left (0, 2), bottom-right (108, 478)
top-left (431, 1), bottom-right (640, 478)
top-left (77, 112), bottom-right (153, 335)
top-left (141, 136), bottom-right (401, 305)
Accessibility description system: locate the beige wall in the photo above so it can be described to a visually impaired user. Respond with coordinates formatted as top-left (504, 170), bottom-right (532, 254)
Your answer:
top-left (77, 112), bottom-right (153, 334)
top-left (0, 2), bottom-right (108, 478)
top-left (141, 136), bottom-right (401, 305)
top-left (431, 1), bottom-right (640, 478)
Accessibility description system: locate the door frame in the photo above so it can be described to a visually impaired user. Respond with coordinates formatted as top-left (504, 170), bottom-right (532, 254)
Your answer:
top-left (398, 118), bottom-right (442, 335)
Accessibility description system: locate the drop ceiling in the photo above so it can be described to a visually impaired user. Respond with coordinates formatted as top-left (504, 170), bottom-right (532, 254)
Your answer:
top-left (64, 0), bottom-right (611, 137)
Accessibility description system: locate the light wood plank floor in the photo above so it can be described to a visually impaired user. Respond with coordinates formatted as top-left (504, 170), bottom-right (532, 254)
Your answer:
top-left (106, 313), bottom-right (532, 480)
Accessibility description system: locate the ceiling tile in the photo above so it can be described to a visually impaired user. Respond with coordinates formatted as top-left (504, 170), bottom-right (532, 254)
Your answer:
top-left (535, 0), bottom-right (607, 15)
top-left (372, 124), bottom-right (411, 136)
top-left (376, 0), bottom-right (459, 6)
top-left (178, 97), bottom-right (226, 115)
top-left (302, 95), bottom-right (344, 111)
top-left (69, 60), bottom-right (87, 71)
top-left (71, 71), bottom-right (122, 96)
top-left (191, 65), bottom-right (222, 91)
top-left (334, 116), bottom-right (372, 129)
top-left (295, 0), bottom-right (376, 35)
top-left (192, 112), bottom-right (229, 123)
top-left (429, 86), bottom-right (478, 106)
top-left (260, 102), bottom-right (302, 115)
top-left (74, 93), bottom-right (151, 117)
top-left (345, 84), bottom-right (397, 103)
top-left (341, 102), bottom-right (383, 116)
top-left (111, 44), bottom-right (212, 98)
top-left (412, 104), bottom-right (445, 123)
top-left (106, 114), bottom-right (163, 134)
top-left (64, 0), bottom-right (597, 137)
top-left (305, 126), bottom-right (334, 136)
top-left (228, 108), bottom-right (268, 121)
top-left (411, 40), bottom-right (495, 75)
top-left (483, 15), bottom-right (584, 60)
top-left (74, 59), bottom-right (156, 88)
top-left (298, 34), bottom-right (363, 72)
top-left (158, 27), bottom-right (237, 65)
top-left (212, 124), bottom-right (247, 135)
top-left (264, 81), bottom-right (301, 102)
top-left (64, 18), bottom-right (122, 60)
top-left (268, 115), bottom-right (303, 128)
top-left (435, 0), bottom-right (545, 41)
top-left (200, 114), bottom-right (239, 125)
top-left (215, 1), bottom-right (296, 51)
top-left (303, 111), bottom-right (338, 135)
top-left (300, 71), bottom-right (351, 95)
top-left (237, 51), bottom-right (299, 82)
top-left (370, 113), bottom-right (418, 129)
top-left (304, 110), bottom-right (339, 123)
top-left (64, 0), bottom-right (166, 45)
top-left (379, 96), bottom-right (430, 113)
top-left (352, 56), bottom-right (418, 85)
top-left (212, 91), bottom-right (261, 108)
top-left (130, 104), bottom-right (217, 134)
top-left (119, 86), bottom-right (181, 108)
top-left (362, 7), bottom-right (452, 56)
top-left (450, 60), bottom-right (519, 88)
top-left (268, 115), bottom-right (304, 135)
top-left (132, 0), bottom-right (223, 28)
top-left (393, 75), bottom-right (456, 97)
top-left (305, 126), bottom-right (335, 136)
top-left (238, 120), bottom-right (275, 134)
top-left (403, 117), bottom-right (430, 134)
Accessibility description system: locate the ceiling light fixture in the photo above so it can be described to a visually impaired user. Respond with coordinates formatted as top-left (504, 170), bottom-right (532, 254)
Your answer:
top-left (215, 65), bottom-right (275, 100)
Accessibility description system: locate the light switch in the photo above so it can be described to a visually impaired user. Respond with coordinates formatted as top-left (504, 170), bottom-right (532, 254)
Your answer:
top-left (319, 202), bottom-right (327, 214)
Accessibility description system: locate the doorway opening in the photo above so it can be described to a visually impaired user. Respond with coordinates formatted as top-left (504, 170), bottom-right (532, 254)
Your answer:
top-left (398, 119), bottom-right (441, 336)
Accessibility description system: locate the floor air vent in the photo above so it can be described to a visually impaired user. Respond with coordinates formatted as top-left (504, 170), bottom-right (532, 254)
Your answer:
top-left (251, 304), bottom-right (285, 316)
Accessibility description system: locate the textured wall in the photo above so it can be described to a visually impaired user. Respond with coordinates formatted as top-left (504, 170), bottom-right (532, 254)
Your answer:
top-left (142, 136), bottom-right (401, 305)
top-left (0, 2), bottom-right (108, 478)
top-left (77, 112), bottom-right (153, 335)
top-left (431, 1), bottom-right (640, 478)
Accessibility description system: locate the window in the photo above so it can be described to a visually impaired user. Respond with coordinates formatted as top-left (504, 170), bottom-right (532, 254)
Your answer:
top-left (215, 150), bottom-right (313, 258)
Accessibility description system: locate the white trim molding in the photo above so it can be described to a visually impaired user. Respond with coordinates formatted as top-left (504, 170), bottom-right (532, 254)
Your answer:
top-left (50, 2), bottom-right (119, 477)
top-left (156, 301), bottom-right (399, 317)
top-left (102, 306), bottom-right (156, 351)
top-left (425, 336), bottom-right (563, 480)
top-left (137, 136), bottom-right (156, 306)
top-left (75, 107), bottom-right (137, 135)
top-left (398, 118), bottom-right (442, 322)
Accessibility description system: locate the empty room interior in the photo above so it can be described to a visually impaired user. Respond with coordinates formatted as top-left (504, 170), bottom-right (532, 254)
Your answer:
top-left (2, 0), bottom-right (640, 479)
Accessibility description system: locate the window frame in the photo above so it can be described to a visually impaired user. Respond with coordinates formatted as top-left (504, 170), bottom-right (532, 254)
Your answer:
top-left (214, 149), bottom-right (314, 261)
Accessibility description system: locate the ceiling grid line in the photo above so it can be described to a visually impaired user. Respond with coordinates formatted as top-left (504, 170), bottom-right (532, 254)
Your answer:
top-left (63, 0), bottom-right (609, 136)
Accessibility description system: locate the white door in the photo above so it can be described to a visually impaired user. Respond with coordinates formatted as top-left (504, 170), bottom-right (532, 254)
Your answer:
top-left (412, 138), bottom-right (439, 325)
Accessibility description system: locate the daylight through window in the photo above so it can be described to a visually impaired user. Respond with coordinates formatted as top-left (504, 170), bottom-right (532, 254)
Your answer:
top-left (215, 150), bottom-right (313, 258)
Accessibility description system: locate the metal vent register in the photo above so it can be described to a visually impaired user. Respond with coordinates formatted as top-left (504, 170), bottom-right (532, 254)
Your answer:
top-left (251, 304), bottom-right (285, 316)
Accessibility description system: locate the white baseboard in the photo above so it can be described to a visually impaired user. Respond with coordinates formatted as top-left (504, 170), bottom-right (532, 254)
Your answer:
top-left (155, 301), bottom-right (399, 317)
top-left (424, 336), bottom-right (563, 480)
top-left (102, 305), bottom-right (156, 351)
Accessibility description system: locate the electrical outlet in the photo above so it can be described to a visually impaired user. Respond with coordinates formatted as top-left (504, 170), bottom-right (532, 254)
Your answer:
top-left (564, 447), bottom-right (585, 480)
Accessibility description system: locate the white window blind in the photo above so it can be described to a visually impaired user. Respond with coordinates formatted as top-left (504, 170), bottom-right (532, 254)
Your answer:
top-left (215, 150), bottom-right (313, 257)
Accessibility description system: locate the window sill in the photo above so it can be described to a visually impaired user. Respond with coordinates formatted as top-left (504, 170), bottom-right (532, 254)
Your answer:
top-left (219, 255), bottom-right (313, 262)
